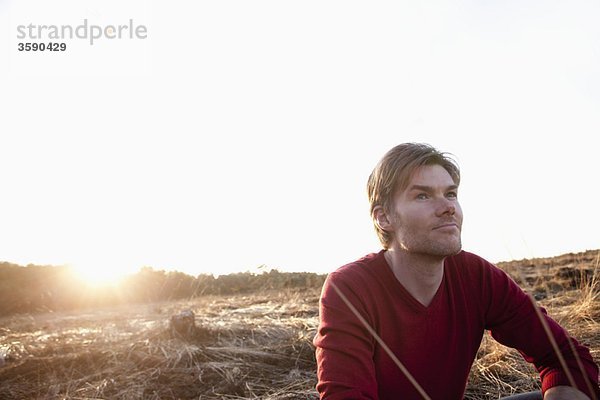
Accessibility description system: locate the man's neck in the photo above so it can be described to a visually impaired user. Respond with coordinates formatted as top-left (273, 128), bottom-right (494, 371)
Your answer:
top-left (384, 248), bottom-right (445, 307)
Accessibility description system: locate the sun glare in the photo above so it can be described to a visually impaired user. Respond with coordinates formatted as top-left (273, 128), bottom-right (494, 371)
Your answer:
top-left (69, 261), bottom-right (130, 287)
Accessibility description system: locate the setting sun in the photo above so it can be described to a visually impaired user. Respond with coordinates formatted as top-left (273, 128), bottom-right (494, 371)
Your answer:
top-left (69, 261), bottom-right (132, 287)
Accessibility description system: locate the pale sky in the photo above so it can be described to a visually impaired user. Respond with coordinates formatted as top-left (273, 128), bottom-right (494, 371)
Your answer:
top-left (1, 1), bottom-right (599, 280)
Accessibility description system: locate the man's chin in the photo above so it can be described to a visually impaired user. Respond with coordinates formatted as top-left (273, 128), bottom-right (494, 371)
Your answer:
top-left (430, 241), bottom-right (462, 258)
top-left (448, 241), bottom-right (462, 256)
top-left (399, 238), bottom-right (462, 258)
top-left (448, 242), bottom-right (462, 256)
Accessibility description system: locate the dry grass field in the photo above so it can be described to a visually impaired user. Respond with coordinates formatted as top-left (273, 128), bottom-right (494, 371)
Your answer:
top-left (1, 250), bottom-right (598, 400)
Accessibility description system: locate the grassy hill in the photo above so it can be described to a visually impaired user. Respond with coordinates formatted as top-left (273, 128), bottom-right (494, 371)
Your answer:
top-left (0, 249), bottom-right (598, 399)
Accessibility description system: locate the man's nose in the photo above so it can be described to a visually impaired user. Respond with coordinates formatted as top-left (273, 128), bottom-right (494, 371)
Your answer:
top-left (436, 198), bottom-right (456, 216)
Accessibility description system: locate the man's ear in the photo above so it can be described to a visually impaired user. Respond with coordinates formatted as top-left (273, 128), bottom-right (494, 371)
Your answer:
top-left (373, 205), bottom-right (393, 232)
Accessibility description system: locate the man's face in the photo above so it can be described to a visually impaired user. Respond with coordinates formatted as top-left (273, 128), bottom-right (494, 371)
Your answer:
top-left (387, 164), bottom-right (463, 257)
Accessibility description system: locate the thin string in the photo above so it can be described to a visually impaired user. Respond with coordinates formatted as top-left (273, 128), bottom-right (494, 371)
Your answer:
top-left (329, 279), bottom-right (432, 400)
top-left (513, 260), bottom-right (597, 399)
top-left (526, 292), bottom-right (578, 390)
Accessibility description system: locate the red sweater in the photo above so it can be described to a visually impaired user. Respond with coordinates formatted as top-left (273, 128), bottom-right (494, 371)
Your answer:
top-left (314, 250), bottom-right (599, 400)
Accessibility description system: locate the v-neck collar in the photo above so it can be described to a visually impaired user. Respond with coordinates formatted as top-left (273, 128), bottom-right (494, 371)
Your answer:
top-left (378, 250), bottom-right (446, 313)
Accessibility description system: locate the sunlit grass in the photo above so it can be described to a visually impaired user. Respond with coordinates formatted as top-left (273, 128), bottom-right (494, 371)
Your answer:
top-left (0, 250), bottom-right (598, 399)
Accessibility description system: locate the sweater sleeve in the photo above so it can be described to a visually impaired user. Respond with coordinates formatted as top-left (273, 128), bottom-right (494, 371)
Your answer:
top-left (313, 270), bottom-right (379, 400)
top-left (483, 263), bottom-right (600, 399)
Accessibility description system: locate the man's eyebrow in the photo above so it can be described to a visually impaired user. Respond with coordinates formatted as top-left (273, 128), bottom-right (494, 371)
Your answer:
top-left (408, 184), bottom-right (459, 192)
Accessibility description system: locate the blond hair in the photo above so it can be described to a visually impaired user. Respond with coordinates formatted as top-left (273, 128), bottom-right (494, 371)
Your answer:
top-left (367, 143), bottom-right (460, 249)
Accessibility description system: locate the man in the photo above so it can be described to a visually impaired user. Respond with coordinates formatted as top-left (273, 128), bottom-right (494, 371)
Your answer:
top-left (313, 143), bottom-right (599, 400)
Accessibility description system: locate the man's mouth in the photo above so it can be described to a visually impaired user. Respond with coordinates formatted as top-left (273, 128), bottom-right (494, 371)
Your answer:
top-left (433, 223), bottom-right (459, 230)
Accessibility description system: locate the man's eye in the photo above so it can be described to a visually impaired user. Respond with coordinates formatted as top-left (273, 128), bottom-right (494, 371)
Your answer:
top-left (446, 191), bottom-right (458, 199)
top-left (416, 193), bottom-right (428, 200)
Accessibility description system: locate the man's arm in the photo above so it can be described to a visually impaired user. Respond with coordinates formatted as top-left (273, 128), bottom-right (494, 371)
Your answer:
top-left (313, 272), bottom-right (379, 399)
top-left (483, 264), bottom-right (599, 399)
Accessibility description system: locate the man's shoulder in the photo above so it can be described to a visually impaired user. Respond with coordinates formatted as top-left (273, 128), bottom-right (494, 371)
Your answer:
top-left (336, 251), bottom-right (384, 271)
top-left (328, 250), bottom-right (387, 286)
top-left (321, 251), bottom-right (390, 307)
top-left (446, 250), bottom-right (495, 268)
top-left (445, 250), bottom-right (507, 283)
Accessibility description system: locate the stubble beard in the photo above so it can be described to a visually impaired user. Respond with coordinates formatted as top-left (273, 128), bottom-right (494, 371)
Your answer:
top-left (398, 230), bottom-right (463, 258)
top-left (389, 210), bottom-right (463, 258)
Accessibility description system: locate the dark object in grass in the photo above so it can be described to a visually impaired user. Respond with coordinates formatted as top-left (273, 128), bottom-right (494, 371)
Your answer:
top-left (169, 309), bottom-right (196, 338)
